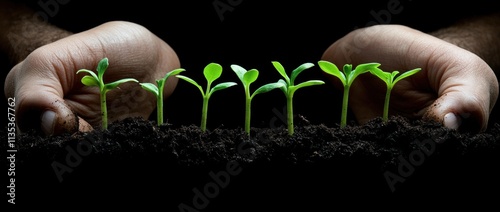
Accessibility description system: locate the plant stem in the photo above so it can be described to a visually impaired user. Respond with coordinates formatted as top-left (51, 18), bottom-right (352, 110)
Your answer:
top-left (341, 85), bottom-right (350, 128)
top-left (286, 94), bottom-right (294, 135)
top-left (383, 87), bottom-right (392, 122)
top-left (245, 95), bottom-right (252, 135)
top-left (101, 91), bottom-right (108, 130)
top-left (157, 90), bottom-right (163, 126)
top-left (201, 95), bottom-right (209, 132)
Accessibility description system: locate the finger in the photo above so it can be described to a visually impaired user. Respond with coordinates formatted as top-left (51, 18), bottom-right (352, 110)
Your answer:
top-left (78, 116), bottom-right (93, 132)
top-left (424, 92), bottom-right (485, 132)
top-left (5, 59), bottom-right (93, 135)
top-left (322, 25), bottom-right (498, 131)
top-left (424, 61), bottom-right (498, 132)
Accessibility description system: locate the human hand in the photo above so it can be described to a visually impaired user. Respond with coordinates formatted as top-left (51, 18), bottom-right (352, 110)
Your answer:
top-left (322, 24), bottom-right (499, 132)
top-left (4, 21), bottom-right (180, 135)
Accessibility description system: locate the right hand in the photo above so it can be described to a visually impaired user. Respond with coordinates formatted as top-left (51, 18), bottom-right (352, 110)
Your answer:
top-left (321, 24), bottom-right (499, 132)
top-left (4, 21), bottom-right (180, 135)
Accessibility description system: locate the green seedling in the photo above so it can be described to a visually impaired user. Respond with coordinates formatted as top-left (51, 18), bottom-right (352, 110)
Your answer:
top-left (272, 61), bottom-right (325, 135)
top-left (318, 60), bottom-right (380, 128)
top-left (176, 63), bottom-right (237, 132)
top-left (231, 64), bottom-right (284, 135)
top-left (369, 67), bottom-right (422, 122)
top-left (140, 68), bottom-right (186, 126)
top-left (77, 57), bottom-right (139, 130)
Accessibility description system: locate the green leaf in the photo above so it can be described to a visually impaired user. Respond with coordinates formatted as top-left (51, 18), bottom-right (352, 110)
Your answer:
top-left (347, 63), bottom-right (380, 85)
top-left (243, 69), bottom-right (259, 86)
top-left (77, 69), bottom-right (99, 81)
top-left (343, 64), bottom-right (352, 80)
top-left (272, 61), bottom-right (290, 84)
top-left (104, 78), bottom-right (139, 91)
top-left (251, 82), bottom-right (284, 98)
top-left (140, 82), bottom-right (159, 96)
top-left (156, 68), bottom-right (186, 91)
top-left (164, 68), bottom-right (186, 80)
top-left (391, 71), bottom-right (400, 79)
top-left (318, 60), bottom-right (346, 86)
top-left (176, 75), bottom-right (205, 95)
top-left (204, 63), bottom-right (223, 83)
top-left (208, 82), bottom-right (237, 97)
top-left (230, 64), bottom-right (247, 83)
top-left (393, 68), bottom-right (421, 85)
top-left (81, 75), bottom-right (99, 87)
top-left (369, 67), bottom-right (391, 82)
top-left (156, 79), bottom-right (165, 89)
top-left (96, 57), bottom-right (109, 81)
top-left (289, 80), bottom-right (325, 94)
top-left (290, 62), bottom-right (314, 85)
top-left (277, 79), bottom-right (288, 95)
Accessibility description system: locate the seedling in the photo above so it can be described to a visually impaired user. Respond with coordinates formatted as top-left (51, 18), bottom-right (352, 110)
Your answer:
top-left (176, 63), bottom-right (237, 132)
top-left (77, 57), bottom-right (139, 130)
top-left (318, 60), bottom-right (380, 128)
top-left (272, 61), bottom-right (325, 135)
top-left (369, 67), bottom-right (422, 122)
top-left (231, 64), bottom-right (284, 135)
top-left (140, 68), bottom-right (186, 126)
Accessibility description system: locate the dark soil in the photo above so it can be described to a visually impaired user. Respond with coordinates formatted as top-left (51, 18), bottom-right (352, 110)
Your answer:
top-left (6, 115), bottom-right (500, 210)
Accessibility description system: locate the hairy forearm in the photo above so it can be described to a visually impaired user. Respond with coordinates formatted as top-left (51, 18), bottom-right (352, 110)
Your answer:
top-left (430, 12), bottom-right (500, 72)
top-left (0, 0), bottom-right (73, 64)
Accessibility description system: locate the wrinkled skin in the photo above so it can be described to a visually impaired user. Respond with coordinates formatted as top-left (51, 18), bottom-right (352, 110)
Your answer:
top-left (4, 21), bottom-right (180, 135)
top-left (322, 24), bottom-right (499, 132)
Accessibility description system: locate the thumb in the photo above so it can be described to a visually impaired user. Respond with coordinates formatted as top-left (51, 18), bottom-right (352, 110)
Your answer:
top-left (424, 61), bottom-right (498, 133)
top-left (5, 63), bottom-right (93, 135)
top-left (424, 91), bottom-right (488, 133)
top-left (19, 95), bottom-right (80, 135)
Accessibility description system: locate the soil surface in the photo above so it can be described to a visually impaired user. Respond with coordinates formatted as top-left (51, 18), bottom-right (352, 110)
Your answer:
top-left (6, 115), bottom-right (500, 210)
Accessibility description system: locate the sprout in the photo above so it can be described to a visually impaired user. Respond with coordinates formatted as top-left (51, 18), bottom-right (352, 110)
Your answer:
top-left (231, 64), bottom-right (284, 135)
top-left (176, 63), bottom-right (237, 132)
top-left (318, 60), bottom-right (380, 128)
top-left (369, 67), bottom-right (422, 122)
top-left (140, 68), bottom-right (186, 126)
top-left (76, 57), bottom-right (139, 130)
top-left (272, 61), bottom-right (325, 135)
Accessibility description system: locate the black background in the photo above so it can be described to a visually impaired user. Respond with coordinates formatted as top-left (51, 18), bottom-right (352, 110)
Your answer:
top-left (2, 0), bottom-right (500, 210)
top-left (2, 0), bottom-right (499, 129)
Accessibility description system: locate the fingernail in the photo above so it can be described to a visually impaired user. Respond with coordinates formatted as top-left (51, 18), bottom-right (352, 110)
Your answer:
top-left (41, 110), bottom-right (56, 135)
top-left (444, 113), bottom-right (461, 130)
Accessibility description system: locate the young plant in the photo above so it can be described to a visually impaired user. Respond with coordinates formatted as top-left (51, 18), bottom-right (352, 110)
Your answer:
top-left (318, 60), bottom-right (381, 128)
top-left (176, 63), bottom-right (237, 132)
top-left (369, 67), bottom-right (422, 122)
top-left (76, 57), bottom-right (139, 130)
top-left (272, 61), bottom-right (325, 136)
top-left (140, 68), bottom-right (186, 126)
top-left (231, 64), bottom-right (284, 135)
